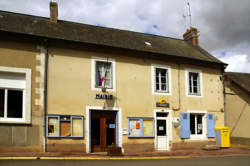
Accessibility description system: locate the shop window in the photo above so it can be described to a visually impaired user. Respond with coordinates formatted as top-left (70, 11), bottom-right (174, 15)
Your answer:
top-left (128, 117), bottom-right (154, 137)
top-left (190, 114), bottom-right (204, 136)
top-left (0, 67), bottom-right (31, 124)
top-left (151, 64), bottom-right (171, 95)
top-left (92, 57), bottom-right (115, 91)
top-left (180, 112), bottom-right (215, 139)
top-left (46, 115), bottom-right (84, 138)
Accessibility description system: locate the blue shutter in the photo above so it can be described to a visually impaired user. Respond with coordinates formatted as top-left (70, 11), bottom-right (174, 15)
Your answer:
top-left (180, 113), bottom-right (190, 139)
top-left (207, 114), bottom-right (215, 138)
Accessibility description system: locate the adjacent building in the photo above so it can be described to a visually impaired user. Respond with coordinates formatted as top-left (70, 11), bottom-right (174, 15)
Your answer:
top-left (224, 72), bottom-right (250, 146)
top-left (0, 2), bottom-right (227, 153)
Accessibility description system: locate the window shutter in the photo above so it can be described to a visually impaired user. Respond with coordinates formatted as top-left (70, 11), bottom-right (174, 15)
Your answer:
top-left (180, 113), bottom-right (190, 139)
top-left (197, 73), bottom-right (201, 95)
top-left (153, 67), bottom-right (156, 91)
top-left (166, 69), bottom-right (169, 92)
top-left (207, 113), bottom-right (215, 137)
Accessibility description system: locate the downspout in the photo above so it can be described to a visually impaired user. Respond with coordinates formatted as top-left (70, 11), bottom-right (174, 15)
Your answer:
top-left (44, 38), bottom-right (49, 152)
top-left (222, 66), bottom-right (227, 126)
top-left (173, 63), bottom-right (181, 111)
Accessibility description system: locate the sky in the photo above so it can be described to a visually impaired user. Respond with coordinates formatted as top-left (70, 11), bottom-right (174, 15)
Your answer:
top-left (0, 0), bottom-right (249, 73)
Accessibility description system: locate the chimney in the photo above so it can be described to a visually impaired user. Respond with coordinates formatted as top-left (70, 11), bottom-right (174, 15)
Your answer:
top-left (183, 27), bottom-right (199, 45)
top-left (50, 1), bottom-right (58, 23)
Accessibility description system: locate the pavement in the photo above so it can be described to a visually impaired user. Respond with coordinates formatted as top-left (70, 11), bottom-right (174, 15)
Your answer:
top-left (0, 144), bottom-right (250, 160)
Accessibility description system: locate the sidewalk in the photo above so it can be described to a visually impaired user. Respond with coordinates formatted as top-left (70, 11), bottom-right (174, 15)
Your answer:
top-left (1, 144), bottom-right (250, 160)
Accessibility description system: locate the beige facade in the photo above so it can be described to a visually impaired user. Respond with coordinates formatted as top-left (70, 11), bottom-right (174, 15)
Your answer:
top-left (46, 44), bottom-right (225, 152)
top-left (225, 78), bottom-right (250, 145)
top-left (0, 38), bottom-right (45, 152)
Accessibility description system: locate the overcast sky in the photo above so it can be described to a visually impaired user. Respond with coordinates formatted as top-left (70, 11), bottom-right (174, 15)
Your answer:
top-left (1, 0), bottom-right (249, 73)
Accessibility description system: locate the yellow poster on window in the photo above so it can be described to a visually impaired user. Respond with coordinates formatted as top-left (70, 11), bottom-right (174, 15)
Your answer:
top-left (72, 118), bottom-right (83, 137)
top-left (143, 120), bottom-right (154, 136)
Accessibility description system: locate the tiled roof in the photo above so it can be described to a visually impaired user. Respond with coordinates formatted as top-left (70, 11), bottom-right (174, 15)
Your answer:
top-left (0, 10), bottom-right (225, 66)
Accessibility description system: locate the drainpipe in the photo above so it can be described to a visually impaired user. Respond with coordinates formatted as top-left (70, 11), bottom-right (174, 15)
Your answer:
top-left (44, 38), bottom-right (49, 152)
top-left (173, 63), bottom-right (181, 111)
top-left (222, 71), bottom-right (226, 126)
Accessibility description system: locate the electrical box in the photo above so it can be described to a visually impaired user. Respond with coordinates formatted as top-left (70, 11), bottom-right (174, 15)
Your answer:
top-left (172, 117), bottom-right (180, 127)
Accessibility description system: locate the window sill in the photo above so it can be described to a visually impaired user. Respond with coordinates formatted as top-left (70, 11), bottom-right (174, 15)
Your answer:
top-left (0, 118), bottom-right (31, 124)
top-left (153, 91), bottom-right (171, 96)
top-left (187, 94), bottom-right (202, 98)
top-left (92, 87), bottom-right (115, 92)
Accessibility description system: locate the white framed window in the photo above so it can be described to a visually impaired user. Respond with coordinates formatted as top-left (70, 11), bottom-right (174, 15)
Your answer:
top-left (0, 66), bottom-right (31, 124)
top-left (185, 69), bottom-right (202, 97)
top-left (188, 110), bottom-right (207, 140)
top-left (91, 57), bottom-right (116, 91)
top-left (151, 64), bottom-right (171, 95)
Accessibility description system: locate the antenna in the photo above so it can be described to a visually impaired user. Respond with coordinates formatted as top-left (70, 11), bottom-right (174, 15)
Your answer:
top-left (183, 1), bottom-right (192, 28)
top-left (187, 2), bottom-right (192, 26)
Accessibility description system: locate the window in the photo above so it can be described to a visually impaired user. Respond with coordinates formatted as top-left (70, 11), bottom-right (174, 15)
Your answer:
top-left (180, 111), bottom-right (215, 139)
top-left (46, 114), bottom-right (84, 138)
top-left (190, 114), bottom-right (203, 136)
top-left (185, 69), bottom-right (202, 96)
top-left (96, 61), bottom-right (112, 88)
top-left (152, 65), bottom-right (171, 94)
top-left (128, 117), bottom-right (154, 137)
top-left (92, 57), bottom-right (115, 91)
top-left (0, 67), bottom-right (31, 124)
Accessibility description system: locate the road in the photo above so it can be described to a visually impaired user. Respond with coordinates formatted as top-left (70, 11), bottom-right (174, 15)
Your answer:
top-left (1, 156), bottom-right (250, 166)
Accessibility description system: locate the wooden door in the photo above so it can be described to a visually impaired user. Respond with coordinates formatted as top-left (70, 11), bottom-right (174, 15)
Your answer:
top-left (91, 111), bottom-right (116, 152)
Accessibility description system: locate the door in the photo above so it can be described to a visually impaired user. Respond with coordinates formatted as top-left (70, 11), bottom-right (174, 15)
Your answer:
top-left (91, 111), bottom-right (116, 152)
top-left (156, 113), bottom-right (168, 150)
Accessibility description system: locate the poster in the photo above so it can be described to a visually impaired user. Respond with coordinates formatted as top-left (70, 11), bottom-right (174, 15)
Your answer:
top-left (143, 120), bottom-right (154, 136)
top-left (129, 119), bottom-right (141, 136)
top-left (48, 117), bottom-right (59, 136)
top-left (72, 118), bottom-right (83, 137)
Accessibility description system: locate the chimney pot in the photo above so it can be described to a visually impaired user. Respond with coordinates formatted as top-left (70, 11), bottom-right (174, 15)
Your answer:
top-left (183, 27), bottom-right (199, 45)
top-left (50, 1), bottom-right (58, 23)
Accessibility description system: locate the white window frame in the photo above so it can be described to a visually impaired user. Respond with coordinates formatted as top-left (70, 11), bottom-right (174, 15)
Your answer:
top-left (185, 68), bottom-right (203, 97)
top-left (188, 110), bottom-right (207, 140)
top-left (91, 56), bottom-right (116, 92)
top-left (0, 66), bottom-right (31, 124)
top-left (151, 64), bottom-right (171, 95)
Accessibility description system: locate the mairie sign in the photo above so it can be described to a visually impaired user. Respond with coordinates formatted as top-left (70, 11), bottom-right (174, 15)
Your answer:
top-left (96, 94), bottom-right (113, 100)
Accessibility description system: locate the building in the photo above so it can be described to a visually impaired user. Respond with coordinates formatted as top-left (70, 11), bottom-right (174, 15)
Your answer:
top-left (224, 72), bottom-right (250, 146)
top-left (0, 2), bottom-right (227, 153)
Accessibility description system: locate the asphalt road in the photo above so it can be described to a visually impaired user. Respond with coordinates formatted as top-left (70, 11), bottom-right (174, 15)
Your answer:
top-left (1, 156), bottom-right (250, 166)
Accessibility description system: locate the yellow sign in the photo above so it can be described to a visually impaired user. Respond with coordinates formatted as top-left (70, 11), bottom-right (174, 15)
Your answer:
top-left (159, 98), bottom-right (167, 104)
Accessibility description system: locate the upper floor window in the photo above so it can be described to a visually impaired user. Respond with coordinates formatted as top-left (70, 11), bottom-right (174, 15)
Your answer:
top-left (185, 69), bottom-right (202, 97)
top-left (0, 66), bottom-right (31, 124)
top-left (92, 57), bottom-right (116, 91)
top-left (95, 61), bottom-right (112, 88)
top-left (151, 64), bottom-right (171, 95)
